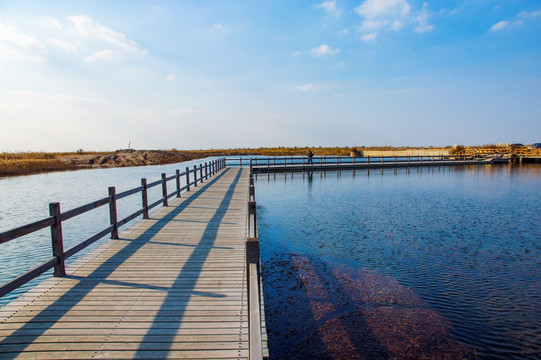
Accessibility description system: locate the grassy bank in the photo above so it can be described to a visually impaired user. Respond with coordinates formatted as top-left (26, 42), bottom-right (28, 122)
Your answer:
top-left (0, 152), bottom-right (96, 176)
top-left (2, 145), bottom-right (537, 177)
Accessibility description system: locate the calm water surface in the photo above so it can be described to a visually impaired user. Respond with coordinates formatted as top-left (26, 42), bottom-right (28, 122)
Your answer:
top-left (0, 158), bottom-right (216, 305)
top-left (256, 165), bottom-right (541, 359)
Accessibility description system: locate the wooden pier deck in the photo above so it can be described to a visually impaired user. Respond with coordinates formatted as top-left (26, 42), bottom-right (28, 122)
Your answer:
top-left (0, 168), bottom-right (267, 359)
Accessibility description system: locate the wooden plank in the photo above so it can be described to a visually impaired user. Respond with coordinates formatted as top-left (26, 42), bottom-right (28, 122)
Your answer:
top-left (10, 349), bottom-right (249, 360)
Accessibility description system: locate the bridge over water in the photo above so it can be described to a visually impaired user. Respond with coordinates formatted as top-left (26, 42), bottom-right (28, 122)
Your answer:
top-left (0, 161), bottom-right (266, 359)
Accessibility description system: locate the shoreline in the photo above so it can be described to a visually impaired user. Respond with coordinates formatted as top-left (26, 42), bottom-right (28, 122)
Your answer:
top-left (1, 146), bottom-right (538, 177)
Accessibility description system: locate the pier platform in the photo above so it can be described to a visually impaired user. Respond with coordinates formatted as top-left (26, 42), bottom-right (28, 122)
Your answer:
top-left (0, 168), bottom-right (267, 359)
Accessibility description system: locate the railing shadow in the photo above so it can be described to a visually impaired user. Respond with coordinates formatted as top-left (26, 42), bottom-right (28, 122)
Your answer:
top-left (0, 169), bottom-right (234, 358)
top-left (262, 251), bottom-right (331, 360)
top-left (263, 251), bottom-right (390, 360)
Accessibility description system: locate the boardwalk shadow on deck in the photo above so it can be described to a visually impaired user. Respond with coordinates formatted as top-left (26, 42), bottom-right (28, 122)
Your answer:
top-left (134, 168), bottom-right (243, 358)
top-left (0, 168), bottom-right (239, 358)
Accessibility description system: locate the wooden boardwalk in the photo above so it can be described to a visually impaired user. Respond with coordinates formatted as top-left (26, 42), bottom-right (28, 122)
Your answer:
top-left (0, 168), bottom-right (267, 359)
top-left (250, 159), bottom-right (492, 173)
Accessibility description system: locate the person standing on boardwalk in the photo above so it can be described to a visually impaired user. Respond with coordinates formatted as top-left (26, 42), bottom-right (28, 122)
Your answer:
top-left (307, 148), bottom-right (314, 164)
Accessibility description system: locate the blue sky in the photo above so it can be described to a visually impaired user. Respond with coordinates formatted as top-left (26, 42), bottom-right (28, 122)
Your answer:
top-left (1, 0), bottom-right (540, 151)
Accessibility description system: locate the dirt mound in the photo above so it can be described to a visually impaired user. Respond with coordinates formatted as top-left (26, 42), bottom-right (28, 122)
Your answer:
top-left (60, 150), bottom-right (203, 168)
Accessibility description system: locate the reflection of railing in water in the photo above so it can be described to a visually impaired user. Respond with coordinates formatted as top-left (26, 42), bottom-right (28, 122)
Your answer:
top-left (0, 159), bottom-right (226, 298)
top-left (226, 155), bottom-right (495, 173)
top-left (246, 170), bottom-right (264, 359)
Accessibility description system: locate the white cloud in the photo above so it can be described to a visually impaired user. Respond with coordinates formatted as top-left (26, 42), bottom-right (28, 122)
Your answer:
top-left (490, 9), bottom-right (541, 32)
top-left (490, 20), bottom-right (509, 31)
top-left (295, 83), bottom-right (327, 92)
top-left (165, 74), bottom-right (176, 81)
top-left (518, 9), bottom-right (541, 18)
top-left (362, 33), bottom-right (377, 41)
top-left (355, 0), bottom-right (433, 40)
top-left (316, 1), bottom-right (341, 18)
top-left (414, 3), bottom-right (434, 33)
top-left (68, 15), bottom-right (138, 51)
top-left (41, 16), bottom-right (63, 30)
top-left (212, 24), bottom-right (230, 32)
top-left (48, 38), bottom-right (76, 52)
top-left (84, 49), bottom-right (120, 62)
top-left (311, 44), bottom-right (340, 56)
top-left (295, 84), bottom-right (316, 92)
top-left (356, 0), bottom-right (411, 19)
top-left (0, 22), bottom-right (45, 61)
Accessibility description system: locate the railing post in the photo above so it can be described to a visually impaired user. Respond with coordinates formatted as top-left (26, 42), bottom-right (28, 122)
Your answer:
top-left (49, 202), bottom-right (66, 277)
top-left (186, 167), bottom-right (191, 191)
top-left (200, 164), bottom-right (203, 182)
top-left (194, 165), bottom-right (198, 186)
top-left (367, 155), bottom-right (370, 164)
top-left (249, 184), bottom-right (255, 201)
top-left (161, 173), bottom-right (168, 206)
top-left (176, 169), bottom-right (181, 197)
top-left (108, 187), bottom-right (119, 239)
top-left (248, 200), bottom-right (257, 238)
top-left (205, 162), bottom-right (208, 180)
top-left (141, 178), bottom-right (149, 219)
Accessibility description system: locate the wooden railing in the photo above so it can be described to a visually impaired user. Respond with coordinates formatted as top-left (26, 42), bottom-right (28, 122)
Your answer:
top-left (246, 170), bottom-right (263, 360)
top-left (0, 158), bottom-right (226, 298)
top-left (226, 154), bottom-right (482, 168)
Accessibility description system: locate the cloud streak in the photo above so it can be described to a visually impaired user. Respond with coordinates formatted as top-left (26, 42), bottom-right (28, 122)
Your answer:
top-left (316, 0), bottom-right (341, 18)
top-left (68, 15), bottom-right (139, 51)
top-left (0, 22), bottom-right (45, 61)
top-left (490, 9), bottom-right (541, 31)
top-left (84, 49), bottom-right (120, 62)
top-left (311, 44), bottom-right (340, 56)
top-left (355, 0), bottom-right (433, 41)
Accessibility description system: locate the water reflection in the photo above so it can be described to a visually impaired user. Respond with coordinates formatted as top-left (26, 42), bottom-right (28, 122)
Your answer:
top-left (257, 165), bottom-right (541, 359)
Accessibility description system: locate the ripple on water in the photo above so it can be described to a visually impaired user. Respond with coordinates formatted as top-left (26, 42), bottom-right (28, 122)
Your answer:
top-left (257, 166), bottom-right (541, 359)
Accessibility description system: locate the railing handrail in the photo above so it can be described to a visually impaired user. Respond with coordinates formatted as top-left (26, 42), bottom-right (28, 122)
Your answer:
top-left (225, 154), bottom-right (486, 168)
top-left (246, 169), bottom-right (263, 359)
top-left (0, 158), bottom-right (227, 298)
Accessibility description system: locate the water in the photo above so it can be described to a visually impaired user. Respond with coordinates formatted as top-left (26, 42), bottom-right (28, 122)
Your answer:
top-left (1, 161), bottom-right (539, 358)
top-left (256, 165), bottom-right (541, 359)
top-left (0, 158), bottom-right (217, 305)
